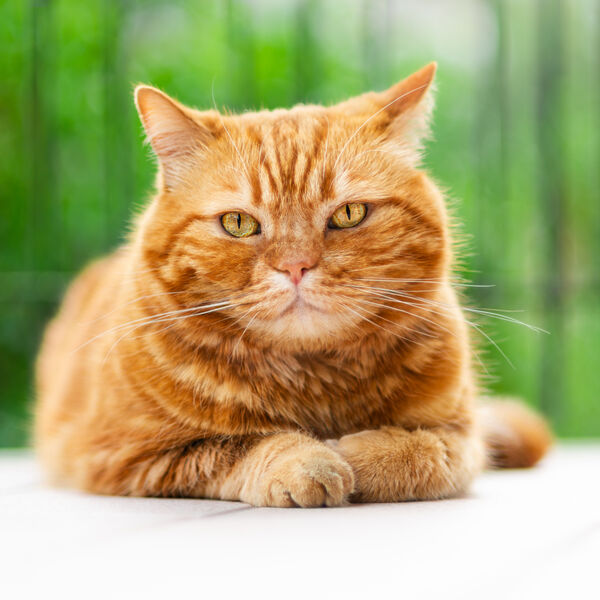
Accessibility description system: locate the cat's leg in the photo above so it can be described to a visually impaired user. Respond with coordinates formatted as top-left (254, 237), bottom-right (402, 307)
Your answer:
top-left (333, 426), bottom-right (484, 502)
top-left (80, 431), bottom-right (354, 507)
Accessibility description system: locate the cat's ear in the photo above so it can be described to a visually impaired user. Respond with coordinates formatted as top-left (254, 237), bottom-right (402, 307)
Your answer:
top-left (134, 85), bottom-right (218, 188)
top-left (374, 62), bottom-right (436, 126)
top-left (338, 62), bottom-right (436, 158)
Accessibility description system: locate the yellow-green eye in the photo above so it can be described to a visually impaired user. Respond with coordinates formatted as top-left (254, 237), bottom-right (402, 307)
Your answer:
top-left (329, 203), bottom-right (367, 229)
top-left (221, 212), bottom-right (260, 237)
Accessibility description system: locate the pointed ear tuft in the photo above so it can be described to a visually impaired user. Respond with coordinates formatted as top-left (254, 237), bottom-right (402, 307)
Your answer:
top-left (377, 62), bottom-right (437, 156)
top-left (134, 85), bottom-right (216, 188)
top-left (336, 62), bottom-right (437, 163)
top-left (380, 62), bottom-right (436, 120)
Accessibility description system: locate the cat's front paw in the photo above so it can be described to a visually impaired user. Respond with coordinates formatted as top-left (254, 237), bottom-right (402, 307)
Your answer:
top-left (256, 445), bottom-right (354, 508)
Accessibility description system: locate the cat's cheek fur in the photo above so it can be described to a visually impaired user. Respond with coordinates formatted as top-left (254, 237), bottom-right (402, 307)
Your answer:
top-left (335, 426), bottom-right (485, 503)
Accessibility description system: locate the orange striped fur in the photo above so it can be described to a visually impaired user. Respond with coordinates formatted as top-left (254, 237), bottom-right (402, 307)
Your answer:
top-left (34, 64), bottom-right (551, 506)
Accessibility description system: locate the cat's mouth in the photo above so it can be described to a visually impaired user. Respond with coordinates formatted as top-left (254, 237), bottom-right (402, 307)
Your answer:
top-left (278, 294), bottom-right (326, 318)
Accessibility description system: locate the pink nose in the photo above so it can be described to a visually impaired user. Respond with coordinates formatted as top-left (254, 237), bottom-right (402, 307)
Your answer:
top-left (275, 258), bottom-right (316, 285)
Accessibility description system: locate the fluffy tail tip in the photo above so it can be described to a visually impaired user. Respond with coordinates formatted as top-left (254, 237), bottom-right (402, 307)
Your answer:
top-left (479, 399), bottom-right (553, 469)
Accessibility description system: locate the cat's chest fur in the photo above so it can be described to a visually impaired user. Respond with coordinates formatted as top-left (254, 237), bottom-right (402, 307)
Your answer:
top-left (146, 329), bottom-right (436, 438)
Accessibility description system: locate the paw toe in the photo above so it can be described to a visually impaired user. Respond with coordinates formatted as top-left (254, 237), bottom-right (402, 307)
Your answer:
top-left (261, 449), bottom-right (354, 508)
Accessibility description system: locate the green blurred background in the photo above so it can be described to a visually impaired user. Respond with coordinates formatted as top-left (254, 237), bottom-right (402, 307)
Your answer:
top-left (1, 0), bottom-right (599, 446)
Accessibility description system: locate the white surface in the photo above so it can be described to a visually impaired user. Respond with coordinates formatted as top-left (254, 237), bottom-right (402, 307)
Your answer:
top-left (1, 445), bottom-right (599, 600)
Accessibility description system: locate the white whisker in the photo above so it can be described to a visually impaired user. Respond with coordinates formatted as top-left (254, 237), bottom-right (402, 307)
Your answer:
top-left (346, 285), bottom-right (513, 369)
top-left (337, 300), bottom-right (410, 345)
top-left (232, 312), bottom-right (259, 355)
top-left (212, 86), bottom-right (251, 180)
top-left (355, 276), bottom-right (495, 289)
top-left (100, 304), bottom-right (236, 364)
top-left (321, 116), bottom-right (330, 182)
top-left (331, 83), bottom-right (430, 176)
top-left (73, 300), bottom-right (236, 354)
top-left (82, 290), bottom-right (191, 325)
top-left (354, 285), bottom-right (546, 333)
top-left (340, 285), bottom-right (489, 372)
top-left (258, 122), bottom-right (276, 171)
top-left (339, 297), bottom-right (432, 347)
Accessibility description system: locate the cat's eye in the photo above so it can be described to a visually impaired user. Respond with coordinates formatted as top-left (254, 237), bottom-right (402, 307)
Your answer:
top-left (221, 212), bottom-right (260, 237)
top-left (329, 203), bottom-right (367, 229)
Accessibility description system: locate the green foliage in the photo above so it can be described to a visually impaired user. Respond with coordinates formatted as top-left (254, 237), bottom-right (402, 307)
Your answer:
top-left (1, 0), bottom-right (598, 446)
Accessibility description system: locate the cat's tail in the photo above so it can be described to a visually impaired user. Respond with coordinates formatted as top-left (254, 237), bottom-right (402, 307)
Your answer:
top-left (478, 399), bottom-right (553, 468)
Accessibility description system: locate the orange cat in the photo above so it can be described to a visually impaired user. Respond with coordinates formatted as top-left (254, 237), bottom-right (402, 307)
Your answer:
top-left (34, 63), bottom-right (551, 506)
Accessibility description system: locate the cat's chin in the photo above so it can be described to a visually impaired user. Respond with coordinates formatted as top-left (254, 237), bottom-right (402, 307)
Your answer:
top-left (250, 299), bottom-right (358, 348)
top-left (277, 295), bottom-right (327, 318)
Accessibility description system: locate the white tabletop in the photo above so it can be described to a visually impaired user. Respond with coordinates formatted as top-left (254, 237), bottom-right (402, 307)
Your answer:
top-left (1, 445), bottom-right (598, 600)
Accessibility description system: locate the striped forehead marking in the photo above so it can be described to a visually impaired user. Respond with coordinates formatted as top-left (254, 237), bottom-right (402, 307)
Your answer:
top-left (247, 116), bottom-right (331, 215)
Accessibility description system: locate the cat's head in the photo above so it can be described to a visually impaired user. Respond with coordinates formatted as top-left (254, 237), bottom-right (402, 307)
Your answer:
top-left (134, 63), bottom-right (450, 352)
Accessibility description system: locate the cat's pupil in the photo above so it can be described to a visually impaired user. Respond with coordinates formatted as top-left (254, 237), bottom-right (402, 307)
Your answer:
top-left (237, 213), bottom-right (241, 228)
top-left (346, 204), bottom-right (351, 219)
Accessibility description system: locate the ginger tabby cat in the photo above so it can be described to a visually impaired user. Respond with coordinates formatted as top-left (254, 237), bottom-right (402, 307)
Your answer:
top-left (35, 63), bottom-right (552, 507)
